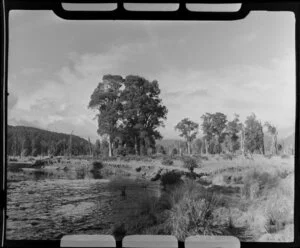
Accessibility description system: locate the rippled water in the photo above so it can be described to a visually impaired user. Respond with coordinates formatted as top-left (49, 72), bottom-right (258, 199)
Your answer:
top-left (7, 165), bottom-right (160, 240)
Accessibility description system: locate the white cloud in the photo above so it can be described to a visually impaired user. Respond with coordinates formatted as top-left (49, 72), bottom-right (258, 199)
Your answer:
top-left (8, 30), bottom-right (295, 141)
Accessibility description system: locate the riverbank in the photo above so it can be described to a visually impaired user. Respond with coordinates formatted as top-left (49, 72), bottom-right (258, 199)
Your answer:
top-left (6, 154), bottom-right (294, 242)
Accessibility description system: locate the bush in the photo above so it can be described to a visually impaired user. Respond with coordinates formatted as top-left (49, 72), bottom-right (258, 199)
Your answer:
top-left (161, 157), bottom-right (174, 166)
top-left (116, 147), bottom-right (127, 156)
top-left (233, 175), bottom-right (243, 184)
top-left (200, 155), bottom-right (209, 161)
top-left (92, 161), bottom-right (103, 170)
top-left (182, 156), bottom-right (199, 173)
top-left (171, 148), bottom-right (178, 156)
top-left (264, 191), bottom-right (293, 234)
top-left (160, 171), bottom-right (182, 189)
top-left (112, 223), bottom-right (126, 240)
top-left (223, 174), bottom-right (232, 184)
top-left (32, 159), bottom-right (48, 167)
top-left (21, 149), bottom-right (31, 157)
top-left (167, 185), bottom-right (224, 241)
top-left (9, 157), bottom-right (18, 162)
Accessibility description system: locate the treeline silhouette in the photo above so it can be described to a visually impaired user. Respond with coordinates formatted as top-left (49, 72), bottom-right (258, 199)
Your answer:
top-left (7, 125), bottom-right (91, 157)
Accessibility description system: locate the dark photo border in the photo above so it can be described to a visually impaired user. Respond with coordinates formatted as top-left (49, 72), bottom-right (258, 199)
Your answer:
top-left (1, 1), bottom-right (299, 248)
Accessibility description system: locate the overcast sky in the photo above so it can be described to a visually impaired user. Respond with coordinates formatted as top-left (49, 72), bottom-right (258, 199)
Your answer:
top-left (7, 10), bottom-right (295, 141)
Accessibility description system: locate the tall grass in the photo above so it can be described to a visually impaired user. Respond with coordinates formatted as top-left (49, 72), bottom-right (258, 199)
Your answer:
top-left (164, 180), bottom-right (230, 240)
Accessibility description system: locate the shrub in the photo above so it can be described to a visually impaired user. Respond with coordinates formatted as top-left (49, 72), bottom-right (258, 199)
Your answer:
top-left (171, 148), bottom-right (178, 156)
top-left (156, 145), bottom-right (167, 155)
top-left (167, 187), bottom-right (224, 241)
top-left (182, 156), bottom-right (199, 173)
top-left (160, 171), bottom-right (182, 189)
top-left (31, 149), bottom-right (39, 157)
top-left (201, 155), bottom-right (209, 161)
top-left (112, 223), bottom-right (126, 240)
top-left (233, 175), bottom-right (243, 184)
top-left (92, 161), bottom-right (103, 170)
top-left (161, 157), bottom-right (174, 166)
top-left (223, 174), bottom-right (232, 184)
top-left (9, 157), bottom-right (18, 162)
top-left (264, 192), bottom-right (293, 234)
top-left (21, 149), bottom-right (31, 157)
top-left (33, 159), bottom-right (48, 167)
top-left (116, 147), bottom-right (127, 156)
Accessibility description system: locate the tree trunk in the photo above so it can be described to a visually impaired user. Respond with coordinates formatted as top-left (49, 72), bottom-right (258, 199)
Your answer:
top-left (140, 138), bottom-right (146, 156)
top-left (187, 141), bottom-right (191, 155)
top-left (240, 128), bottom-right (245, 156)
top-left (108, 135), bottom-right (112, 157)
top-left (134, 136), bottom-right (138, 155)
top-left (88, 137), bottom-right (92, 157)
top-left (204, 139), bottom-right (208, 155)
top-left (274, 134), bottom-right (278, 155)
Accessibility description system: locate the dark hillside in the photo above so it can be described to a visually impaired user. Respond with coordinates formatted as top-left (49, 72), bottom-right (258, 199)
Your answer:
top-left (7, 125), bottom-right (90, 156)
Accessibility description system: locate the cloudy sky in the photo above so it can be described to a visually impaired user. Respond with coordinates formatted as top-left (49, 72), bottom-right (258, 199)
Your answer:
top-left (8, 10), bottom-right (295, 141)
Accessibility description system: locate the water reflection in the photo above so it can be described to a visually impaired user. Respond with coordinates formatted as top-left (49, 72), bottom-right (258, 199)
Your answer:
top-left (8, 166), bottom-right (104, 181)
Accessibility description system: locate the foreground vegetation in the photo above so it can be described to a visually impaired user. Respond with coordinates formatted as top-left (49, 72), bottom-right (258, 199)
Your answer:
top-left (8, 152), bottom-right (293, 242)
top-left (106, 154), bottom-right (293, 242)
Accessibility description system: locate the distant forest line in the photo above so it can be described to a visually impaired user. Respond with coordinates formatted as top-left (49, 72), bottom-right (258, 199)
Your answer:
top-left (7, 74), bottom-right (295, 158)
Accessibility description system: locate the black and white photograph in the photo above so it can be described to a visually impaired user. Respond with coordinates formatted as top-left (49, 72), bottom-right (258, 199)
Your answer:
top-left (6, 8), bottom-right (295, 242)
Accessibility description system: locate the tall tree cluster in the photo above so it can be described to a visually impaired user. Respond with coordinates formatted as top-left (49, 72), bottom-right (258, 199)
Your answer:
top-left (175, 112), bottom-right (268, 155)
top-left (88, 74), bottom-right (168, 157)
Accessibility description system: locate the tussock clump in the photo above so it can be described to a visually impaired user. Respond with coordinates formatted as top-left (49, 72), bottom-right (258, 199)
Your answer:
top-left (264, 191), bottom-right (293, 234)
top-left (32, 159), bottom-right (48, 167)
top-left (233, 175), bottom-right (243, 184)
top-left (160, 171), bottom-right (182, 189)
top-left (167, 183), bottom-right (225, 241)
top-left (223, 174), bottom-right (232, 184)
top-left (182, 156), bottom-right (200, 173)
top-left (242, 170), bottom-right (279, 200)
top-left (112, 223), bottom-right (126, 240)
top-left (92, 161), bottom-right (103, 170)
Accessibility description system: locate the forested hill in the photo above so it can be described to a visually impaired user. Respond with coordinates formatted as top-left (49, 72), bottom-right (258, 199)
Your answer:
top-left (7, 125), bottom-right (91, 156)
